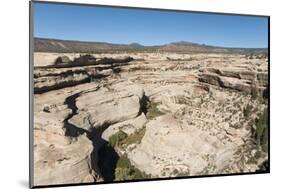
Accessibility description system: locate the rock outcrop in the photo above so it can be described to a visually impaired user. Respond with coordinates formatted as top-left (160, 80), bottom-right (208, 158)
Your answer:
top-left (34, 132), bottom-right (96, 185)
top-left (198, 67), bottom-right (268, 96)
top-left (34, 68), bottom-right (113, 94)
top-left (68, 83), bottom-right (146, 132)
top-left (33, 85), bottom-right (102, 186)
top-left (54, 55), bottom-right (72, 65)
top-left (33, 52), bottom-right (268, 185)
top-left (48, 55), bottom-right (133, 68)
top-left (127, 115), bottom-right (238, 176)
top-left (102, 113), bottom-right (147, 141)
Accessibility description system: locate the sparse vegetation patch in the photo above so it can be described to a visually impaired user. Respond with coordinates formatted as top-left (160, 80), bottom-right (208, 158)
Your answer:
top-left (115, 154), bottom-right (151, 181)
top-left (255, 108), bottom-right (268, 151)
top-left (109, 127), bottom-right (146, 148)
top-left (146, 101), bottom-right (165, 119)
top-left (109, 130), bottom-right (128, 147)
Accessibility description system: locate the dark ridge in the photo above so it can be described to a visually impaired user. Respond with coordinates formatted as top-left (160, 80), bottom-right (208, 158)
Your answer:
top-left (34, 76), bottom-right (91, 94)
top-left (33, 56), bottom-right (133, 94)
top-left (34, 37), bottom-right (268, 54)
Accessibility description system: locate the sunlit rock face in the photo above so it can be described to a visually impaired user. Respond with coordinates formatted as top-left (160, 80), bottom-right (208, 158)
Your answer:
top-left (33, 51), bottom-right (268, 185)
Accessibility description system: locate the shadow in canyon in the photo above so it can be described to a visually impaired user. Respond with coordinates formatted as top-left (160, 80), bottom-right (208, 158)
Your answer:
top-left (63, 91), bottom-right (119, 181)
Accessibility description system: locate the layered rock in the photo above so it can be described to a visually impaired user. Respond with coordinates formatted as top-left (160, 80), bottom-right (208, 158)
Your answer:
top-left (34, 132), bottom-right (96, 185)
top-left (198, 67), bottom-right (268, 96)
top-left (48, 55), bottom-right (133, 68)
top-left (198, 73), bottom-right (252, 93)
top-left (34, 67), bottom-right (113, 94)
top-left (127, 110), bottom-right (265, 177)
top-left (127, 115), bottom-right (236, 176)
top-left (34, 55), bottom-right (135, 94)
top-left (33, 52), bottom-right (268, 185)
top-left (33, 85), bottom-right (102, 186)
top-left (68, 83), bottom-right (146, 132)
top-left (102, 113), bottom-right (147, 141)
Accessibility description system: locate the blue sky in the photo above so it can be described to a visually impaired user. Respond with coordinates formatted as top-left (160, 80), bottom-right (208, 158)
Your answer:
top-left (33, 2), bottom-right (268, 48)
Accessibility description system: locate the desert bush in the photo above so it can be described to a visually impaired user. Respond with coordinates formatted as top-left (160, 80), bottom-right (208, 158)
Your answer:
top-left (116, 154), bottom-right (131, 168)
top-left (109, 127), bottom-right (146, 148)
top-left (109, 130), bottom-right (128, 147)
top-left (172, 169), bottom-right (179, 175)
top-left (119, 127), bottom-right (146, 147)
top-left (243, 104), bottom-right (253, 118)
top-left (248, 53), bottom-right (254, 59)
top-left (251, 84), bottom-right (259, 99)
top-left (255, 108), bottom-right (268, 151)
top-left (146, 101), bottom-right (165, 119)
top-left (176, 171), bottom-right (190, 177)
top-left (115, 155), bottom-right (151, 181)
top-left (115, 167), bottom-right (133, 181)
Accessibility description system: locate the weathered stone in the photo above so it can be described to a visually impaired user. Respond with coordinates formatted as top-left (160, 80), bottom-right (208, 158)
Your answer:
top-left (33, 87), bottom-right (102, 186)
top-left (127, 115), bottom-right (237, 176)
top-left (102, 113), bottom-right (147, 141)
top-left (33, 52), bottom-right (268, 184)
top-left (54, 55), bottom-right (71, 65)
top-left (198, 67), bottom-right (267, 96)
top-left (257, 72), bottom-right (268, 87)
top-left (34, 133), bottom-right (97, 186)
top-left (34, 68), bottom-right (113, 94)
top-left (68, 84), bottom-right (146, 131)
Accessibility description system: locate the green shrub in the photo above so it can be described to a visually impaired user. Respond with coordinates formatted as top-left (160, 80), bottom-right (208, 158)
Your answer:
top-left (115, 167), bottom-right (133, 181)
top-left (109, 127), bottom-right (146, 148)
top-left (109, 130), bottom-right (128, 147)
top-left (172, 169), bottom-right (179, 175)
top-left (255, 108), bottom-right (268, 151)
top-left (146, 101), bottom-right (165, 119)
top-left (176, 171), bottom-right (190, 177)
top-left (115, 155), bottom-right (151, 181)
top-left (243, 104), bottom-right (253, 118)
top-left (116, 155), bottom-right (131, 168)
top-left (119, 127), bottom-right (146, 147)
top-left (251, 84), bottom-right (259, 99)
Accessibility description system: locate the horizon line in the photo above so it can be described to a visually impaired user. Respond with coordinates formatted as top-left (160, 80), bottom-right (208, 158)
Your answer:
top-left (34, 36), bottom-right (268, 49)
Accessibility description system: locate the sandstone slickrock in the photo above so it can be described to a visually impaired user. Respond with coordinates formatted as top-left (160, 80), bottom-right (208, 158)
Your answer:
top-left (34, 133), bottom-right (96, 185)
top-left (54, 55), bottom-right (71, 65)
top-left (102, 113), bottom-right (147, 141)
top-left (198, 67), bottom-right (268, 96)
top-left (33, 52), bottom-right (268, 185)
top-left (34, 69), bottom-right (92, 94)
top-left (68, 83), bottom-right (146, 131)
top-left (47, 55), bottom-right (133, 68)
top-left (126, 114), bottom-right (257, 177)
top-left (34, 55), bottom-right (134, 93)
top-left (33, 85), bottom-right (103, 185)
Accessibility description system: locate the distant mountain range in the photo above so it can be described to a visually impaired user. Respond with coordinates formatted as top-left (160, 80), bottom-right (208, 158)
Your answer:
top-left (34, 37), bottom-right (268, 54)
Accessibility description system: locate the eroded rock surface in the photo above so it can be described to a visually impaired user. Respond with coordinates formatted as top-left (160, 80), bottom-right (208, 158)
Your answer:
top-left (33, 84), bottom-right (103, 186)
top-left (69, 83), bottom-right (145, 131)
top-left (33, 52), bottom-right (268, 185)
top-left (198, 67), bottom-right (268, 96)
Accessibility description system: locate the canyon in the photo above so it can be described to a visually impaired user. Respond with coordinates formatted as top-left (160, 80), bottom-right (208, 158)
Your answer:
top-left (33, 49), bottom-right (268, 185)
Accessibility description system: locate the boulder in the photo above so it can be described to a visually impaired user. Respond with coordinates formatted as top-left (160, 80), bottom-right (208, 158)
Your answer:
top-left (34, 68), bottom-right (113, 94)
top-left (257, 72), bottom-right (268, 87)
top-left (102, 113), bottom-right (147, 141)
top-left (47, 55), bottom-right (133, 68)
top-left (54, 55), bottom-right (71, 65)
top-left (73, 54), bottom-right (97, 65)
top-left (33, 88), bottom-right (102, 186)
top-left (127, 115), bottom-right (238, 177)
top-left (68, 84), bottom-right (146, 131)
top-left (34, 133), bottom-right (97, 186)
top-left (198, 67), bottom-right (267, 96)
